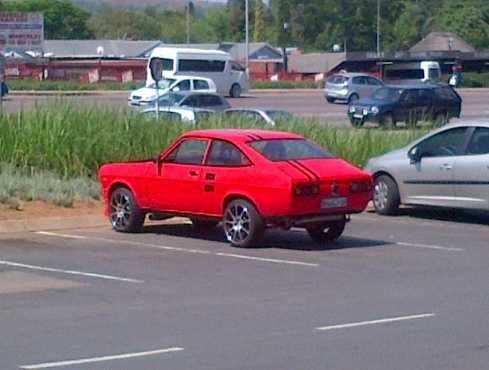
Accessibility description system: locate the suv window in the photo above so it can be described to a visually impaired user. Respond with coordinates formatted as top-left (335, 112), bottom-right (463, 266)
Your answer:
top-left (165, 139), bottom-right (208, 164)
top-left (206, 140), bottom-right (250, 166)
top-left (193, 79), bottom-right (210, 90)
top-left (416, 127), bottom-right (467, 158)
top-left (436, 87), bottom-right (458, 101)
top-left (466, 127), bottom-right (489, 155)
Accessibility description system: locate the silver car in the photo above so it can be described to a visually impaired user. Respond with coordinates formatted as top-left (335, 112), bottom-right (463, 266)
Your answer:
top-left (325, 73), bottom-right (383, 104)
top-left (365, 122), bottom-right (489, 214)
top-left (224, 108), bottom-right (293, 126)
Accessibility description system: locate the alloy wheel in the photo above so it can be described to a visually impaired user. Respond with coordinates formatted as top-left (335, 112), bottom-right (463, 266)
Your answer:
top-left (224, 203), bottom-right (251, 243)
top-left (110, 192), bottom-right (132, 230)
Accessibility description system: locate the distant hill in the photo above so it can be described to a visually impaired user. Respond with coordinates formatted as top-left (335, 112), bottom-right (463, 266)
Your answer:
top-left (74, 0), bottom-right (225, 10)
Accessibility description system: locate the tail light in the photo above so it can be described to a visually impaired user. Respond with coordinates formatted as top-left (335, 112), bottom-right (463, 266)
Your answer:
top-left (293, 183), bottom-right (319, 196)
top-left (350, 180), bottom-right (372, 193)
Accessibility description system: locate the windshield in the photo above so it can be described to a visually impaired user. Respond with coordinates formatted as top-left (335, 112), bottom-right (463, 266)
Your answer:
top-left (327, 75), bottom-right (349, 84)
top-left (265, 110), bottom-right (293, 120)
top-left (250, 139), bottom-right (334, 161)
top-left (150, 92), bottom-right (185, 107)
top-left (148, 78), bottom-right (177, 89)
top-left (372, 87), bottom-right (403, 101)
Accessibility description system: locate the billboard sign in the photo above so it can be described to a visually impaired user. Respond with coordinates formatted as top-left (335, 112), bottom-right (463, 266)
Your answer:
top-left (0, 12), bottom-right (44, 52)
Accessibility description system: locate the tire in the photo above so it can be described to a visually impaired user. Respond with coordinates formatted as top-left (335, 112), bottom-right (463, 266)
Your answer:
top-left (306, 218), bottom-right (346, 244)
top-left (109, 187), bottom-right (145, 233)
top-left (348, 94), bottom-right (359, 104)
top-left (230, 84), bottom-right (242, 98)
top-left (223, 199), bottom-right (264, 247)
top-left (373, 175), bottom-right (400, 215)
top-left (326, 97), bottom-right (335, 103)
top-left (191, 218), bottom-right (219, 230)
top-left (380, 113), bottom-right (396, 129)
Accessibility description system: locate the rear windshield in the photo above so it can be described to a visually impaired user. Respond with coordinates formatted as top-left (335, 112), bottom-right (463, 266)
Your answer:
top-left (327, 75), bottom-right (349, 84)
top-left (249, 139), bottom-right (333, 161)
top-left (385, 69), bottom-right (424, 80)
top-left (372, 87), bottom-right (403, 101)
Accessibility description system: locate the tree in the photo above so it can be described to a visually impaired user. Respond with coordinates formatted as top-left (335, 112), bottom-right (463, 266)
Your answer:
top-left (2, 0), bottom-right (92, 39)
top-left (253, 0), bottom-right (266, 42)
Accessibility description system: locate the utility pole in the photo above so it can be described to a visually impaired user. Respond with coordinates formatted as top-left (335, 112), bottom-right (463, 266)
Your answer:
top-left (376, 0), bottom-right (380, 56)
top-left (245, 0), bottom-right (249, 75)
top-left (186, 1), bottom-right (190, 44)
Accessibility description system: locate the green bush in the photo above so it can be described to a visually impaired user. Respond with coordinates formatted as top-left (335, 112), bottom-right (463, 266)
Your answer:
top-left (8, 79), bottom-right (144, 91)
top-left (0, 104), bottom-right (426, 178)
top-left (461, 72), bottom-right (489, 88)
top-left (250, 80), bottom-right (323, 89)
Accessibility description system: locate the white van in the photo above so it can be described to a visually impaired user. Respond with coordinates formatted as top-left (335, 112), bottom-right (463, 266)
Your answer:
top-left (147, 47), bottom-right (249, 98)
top-left (384, 61), bottom-right (441, 84)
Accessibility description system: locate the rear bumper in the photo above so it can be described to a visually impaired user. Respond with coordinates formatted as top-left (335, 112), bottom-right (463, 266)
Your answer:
top-left (324, 89), bottom-right (348, 99)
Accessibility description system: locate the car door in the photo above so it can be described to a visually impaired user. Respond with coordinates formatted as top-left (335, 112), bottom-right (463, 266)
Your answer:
top-left (401, 127), bottom-right (469, 207)
top-left (452, 127), bottom-right (489, 210)
top-left (199, 139), bottom-right (253, 216)
top-left (192, 79), bottom-right (210, 92)
top-left (416, 89), bottom-right (434, 121)
top-left (152, 138), bottom-right (209, 213)
top-left (396, 90), bottom-right (417, 122)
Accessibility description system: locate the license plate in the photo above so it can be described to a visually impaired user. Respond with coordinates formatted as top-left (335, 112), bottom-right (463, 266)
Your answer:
top-left (353, 113), bottom-right (363, 119)
top-left (321, 197), bottom-right (348, 209)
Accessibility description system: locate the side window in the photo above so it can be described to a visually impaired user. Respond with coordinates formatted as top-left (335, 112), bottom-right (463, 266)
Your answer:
top-left (367, 77), bottom-right (382, 86)
top-left (352, 76), bottom-right (366, 85)
top-left (182, 95), bottom-right (198, 107)
top-left (165, 139), bottom-right (208, 164)
top-left (206, 140), bottom-right (250, 166)
top-left (208, 96), bottom-right (222, 106)
top-left (416, 127), bottom-right (467, 158)
top-left (174, 80), bottom-right (191, 91)
top-left (231, 62), bottom-right (245, 72)
top-left (193, 79), bottom-right (210, 90)
top-left (466, 127), bottom-right (489, 155)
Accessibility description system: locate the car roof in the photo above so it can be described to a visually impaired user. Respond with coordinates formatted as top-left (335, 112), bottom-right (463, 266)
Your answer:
top-left (181, 129), bottom-right (303, 142)
top-left (332, 73), bottom-right (375, 78)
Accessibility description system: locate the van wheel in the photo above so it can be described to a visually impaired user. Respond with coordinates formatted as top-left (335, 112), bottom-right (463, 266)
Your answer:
top-left (230, 84), bottom-right (242, 98)
top-left (109, 187), bottom-right (145, 233)
top-left (380, 113), bottom-right (396, 129)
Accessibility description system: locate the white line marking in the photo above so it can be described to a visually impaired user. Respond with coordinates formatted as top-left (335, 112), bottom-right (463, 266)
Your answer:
top-left (36, 231), bottom-right (87, 240)
top-left (20, 347), bottom-right (184, 369)
top-left (35, 231), bottom-right (317, 267)
top-left (215, 252), bottom-right (319, 267)
top-left (0, 260), bottom-right (143, 284)
top-left (316, 313), bottom-right (435, 331)
top-left (396, 241), bottom-right (464, 252)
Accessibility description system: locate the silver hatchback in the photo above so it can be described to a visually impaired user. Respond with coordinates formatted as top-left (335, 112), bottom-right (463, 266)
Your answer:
top-left (365, 122), bottom-right (489, 214)
top-left (325, 73), bottom-right (383, 104)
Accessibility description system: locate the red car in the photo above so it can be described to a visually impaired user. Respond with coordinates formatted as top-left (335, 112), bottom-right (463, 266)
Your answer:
top-left (99, 129), bottom-right (372, 247)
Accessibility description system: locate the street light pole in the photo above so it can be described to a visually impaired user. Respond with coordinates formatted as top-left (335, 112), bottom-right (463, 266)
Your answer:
top-left (186, 1), bottom-right (190, 44)
top-left (376, 0), bottom-right (380, 56)
top-left (245, 0), bottom-right (249, 75)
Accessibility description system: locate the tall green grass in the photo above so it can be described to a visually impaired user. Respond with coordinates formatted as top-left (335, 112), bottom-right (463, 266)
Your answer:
top-left (0, 104), bottom-right (427, 178)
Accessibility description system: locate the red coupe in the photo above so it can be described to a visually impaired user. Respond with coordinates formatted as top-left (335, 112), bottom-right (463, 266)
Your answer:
top-left (99, 129), bottom-right (372, 247)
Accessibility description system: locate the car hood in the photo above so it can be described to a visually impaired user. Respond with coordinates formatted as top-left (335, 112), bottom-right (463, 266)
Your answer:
top-left (130, 87), bottom-right (169, 100)
top-left (364, 147), bottom-right (409, 172)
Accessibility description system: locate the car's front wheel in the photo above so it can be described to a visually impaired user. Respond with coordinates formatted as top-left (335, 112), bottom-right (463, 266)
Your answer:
top-left (109, 187), bottom-right (145, 232)
top-left (306, 218), bottom-right (346, 244)
top-left (223, 199), bottom-right (264, 247)
top-left (373, 175), bottom-right (400, 215)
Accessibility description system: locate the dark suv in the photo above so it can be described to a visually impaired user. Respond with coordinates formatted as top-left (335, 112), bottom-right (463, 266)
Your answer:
top-left (347, 84), bottom-right (462, 128)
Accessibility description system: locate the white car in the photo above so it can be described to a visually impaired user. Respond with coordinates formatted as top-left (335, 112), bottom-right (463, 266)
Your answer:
top-left (142, 107), bottom-right (214, 124)
top-left (129, 76), bottom-right (217, 107)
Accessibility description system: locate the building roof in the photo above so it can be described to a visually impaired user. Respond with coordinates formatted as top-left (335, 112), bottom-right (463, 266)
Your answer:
top-left (43, 40), bottom-right (163, 58)
top-left (410, 32), bottom-right (476, 53)
top-left (288, 52), bottom-right (347, 74)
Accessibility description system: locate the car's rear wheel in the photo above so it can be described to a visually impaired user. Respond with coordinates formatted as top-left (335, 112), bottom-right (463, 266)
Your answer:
top-left (230, 84), bottom-right (242, 98)
top-left (380, 113), bottom-right (396, 129)
top-left (326, 97), bottom-right (335, 103)
top-left (223, 199), bottom-right (264, 247)
top-left (373, 175), bottom-right (400, 215)
top-left (348, 94), bottom-right (359, 104)
top-left (191, 218), bottom-right (219, 230)
top-left (109, 187), bottom-right (145, 232)
top-left (306, 218), bottom-right (346, 244)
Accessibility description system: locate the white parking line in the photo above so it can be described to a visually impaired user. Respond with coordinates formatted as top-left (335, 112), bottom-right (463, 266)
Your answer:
top-left (0, 260), bottom-right (143, 284)
top-left (35, 231), bottom-right (318, 268)
top-left (316, 313), bottom-right (435, 331)
top-left (395, 241), bottom-right (464, 252)
top-left (19, 347), bottom-right (184, 369)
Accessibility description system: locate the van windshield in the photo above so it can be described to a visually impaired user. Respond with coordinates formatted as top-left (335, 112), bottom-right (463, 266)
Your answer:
top-left (372, 87), bottom-right (404, 101)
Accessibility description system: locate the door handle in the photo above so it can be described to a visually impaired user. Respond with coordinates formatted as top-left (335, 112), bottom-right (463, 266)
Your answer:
top-left (440, 163), bottom-right (452, 170)
top-left (188, 170), bottom-right (199, 176)
top-left (206, 173), bottom-right (215, 180)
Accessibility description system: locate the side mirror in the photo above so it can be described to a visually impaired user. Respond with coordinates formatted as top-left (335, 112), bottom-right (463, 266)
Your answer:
top-left (408, 147), bottom-right (421, 164)
top-left (171, 86), bottom-right (180, 92)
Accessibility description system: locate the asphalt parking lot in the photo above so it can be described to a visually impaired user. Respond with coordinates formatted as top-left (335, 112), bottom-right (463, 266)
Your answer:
top-left (3, 88), bottom-right (489, 126)
top-left (1, 210), bottom-right (489, 369)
